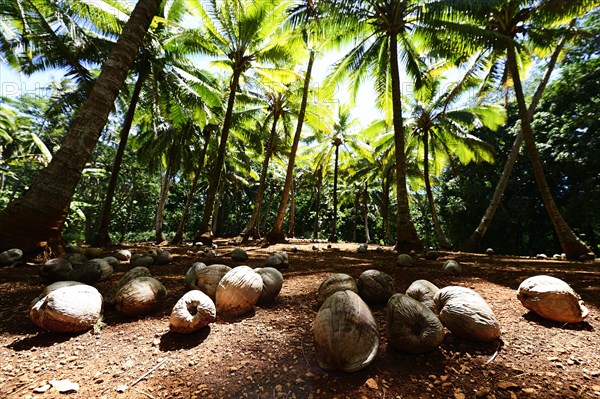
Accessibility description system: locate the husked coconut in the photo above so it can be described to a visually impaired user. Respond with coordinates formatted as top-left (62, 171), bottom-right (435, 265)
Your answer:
top-left (115, 250), bottom-right (132, 262)
top-left (312, 290), bottom-right (379, 372)
top-left (434, 286), bottom-right (500, 342)
top-left (387, 294), bottom-right (445, 353)
top-left (30, 281), bottom-right (84, 308)
top-left (442, 260), bottom-right (462, 276)
top-left (169, 290), bottom-right (216, 333)
top-left (357, 270), bottom-right (395, 304)
top-left (104, 267), bottom-right (152, 306)
top-left (131, 254), bottom-right (154, 267)
top-left (84, 247), bottom-right (103, 258)
top-left (40, 258), bottom-right (73, 283)
top-left (517, 275), bottom-right (588, 323)
top-left (0, 248), bottom-right (23, 266)
top-left (396, 254), bottom-right (414, 267)
top-left (115, 277), bottom-right (167, 317)
top-left (263, 252), bottom-right (288, 270)
top-left (254, 267), bottom-right (284, 304)
top-left (406, 279), bottom-right (440, 312)
top-left (185, 262), bottom-right (207, 289)
top-left (216, 266), bottom-right (263, 317)
top-left (193, 264), bottom-right (231, 300)
top-left (231, 248), bottom-right (248, 261)
top-left (29, 283), bottom-right (103, 332)
top-left (103, 256), bottom-right (120, 267)
top-left (68, 262), bottom-right (102, 285)
top-left (153, 248), bottom-right (173, 265)
top-left (317, 273), bottom-right (357, 305)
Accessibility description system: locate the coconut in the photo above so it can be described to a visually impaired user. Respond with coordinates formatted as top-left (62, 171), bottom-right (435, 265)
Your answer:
top-left (169, 290), bottom-right (216, 333)
top-left (396, 254), bottom-right (414, 267)
top-left (442, 260), bottom-right (462, 276)
top-left (40, 258), bottom-right (73, 283)
top-left (192, 264), bottom-right (231, 300)
top-left (29, 283), bottom-right (103, 332)
top-left (405, 279), bottom-right (440, 312)
top-left (231, 248), bottom-right (248, 262)
top-left (312, 290), bottom-right (379, 372)
top-left (425, 250), bottom-right (440, 260)
top-left (357, 269), bottom-right (395, 304)
top-left (131, 254), bottom-right (154, 267)
top-left (434, 286), bottom-right (501, 342)
top-left (67, 253), bottom-right (88, 267)
top-left (185, 262), bottom-right (207, 289)
top-left (0, 248), bottom-right (23, 266)
top-left (254, 267), bottom-right (284, 304)
top-left (153, 248), bottom-right (173, 265)
top-left (103, 256), bottom-right (120, 267)
top-left (387, 294), bottom-right (445, 353)
top-left (115, 277), bottom-right (167, 317)
top-left (216, 266), bottom-right (263, 317)
top-left (68, 262), bottom-right (103, 285)
top-left (115, 249), bottom-right (132, 262)
top-left (104, 266), bottom-right (152, 306)
top-left (263, 252), bottom-right (289, 270)
top-left (517, 275), bottom-right (588, 323)
top-left (316, 273), bottom-right (358, 305)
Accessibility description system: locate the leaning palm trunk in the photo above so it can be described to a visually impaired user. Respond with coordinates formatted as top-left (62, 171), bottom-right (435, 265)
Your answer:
top-left (423, 133), bottom-right (451, 249)
top-left (195, 69), bottom-right (243, 242)
top-left (92, 67), bottom-right (149, 247)
top-left (240, 113), bottom-right (280, 242)
top-left (506, 45), bottom-right (591, 259)
top-left (461, 34), bottom-right (578, 253)
top-left (0, 0), bottom-right (161, 252)
top-left (287, 180), bottom-right (296, 238)
top-left (155, 150), bottom-right (176, 243)
top-left (267, 49), bottom-right (315, 243)
top-left (171, 127), bottom-right (211, 245)
top-left (363, 182), bottom-right (370, 244)
top-left (329, 144), bottom-right (340, 242)
top-left (389, 34), bottom-right (422, 252)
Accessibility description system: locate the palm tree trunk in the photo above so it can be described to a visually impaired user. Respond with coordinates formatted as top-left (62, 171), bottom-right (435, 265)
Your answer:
top-left (155, 149), bottom-right (176, 243)
top-left (423, 133), bottom-right (451, 249)
top-left (195, 69), bottom-right (242, 243)
top-left (287, 179), bottom-right (296, 238)
top-left (382, 168), bottom-right (393, 245)
top-left (389, 33), bottom-right (421, 252)
top-left (352, 186), bottom-right (359, 242)
top-left (329, 143), bottom-right (340, 242)
top-left (212, 177), bottom-right (225, 236)
top-left (171, 126), bottom-right (212, 245)
top-left (240, 113), bottom-right (280, 242)
top-left (0, 0), bottom-right (161, 252)
top-left (506, 44), bottom-right (591, 259)
top-left (92, 66), bottom-right (149, 247)
top-left (363, 182), bottom-right (370, 244)
top-left (312, 175), bottom-right (322, 240)
top-left (267, 49), bottom-right (315, 243)
top-left (461, 34), bottom-right (575, 253)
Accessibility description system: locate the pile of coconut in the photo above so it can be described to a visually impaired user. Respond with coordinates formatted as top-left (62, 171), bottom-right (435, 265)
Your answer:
top-left (312, 266), bottom-right (588, 372)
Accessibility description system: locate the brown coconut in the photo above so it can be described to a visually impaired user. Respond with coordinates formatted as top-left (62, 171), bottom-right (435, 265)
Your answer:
top-left (312, 290), bottom-right (379, 372)
top-left (29, 283), bottom-right (103, 332)
top-left (387, 294), bottom-right (445, 353)
top-left (115, 276), bottom-right (167, 317)
top-left (185, 262), bottom-right (207, 289)
top-left (517, 275), bottom-right (588, 323)
top-left (216, 266), bottom-right (263, 317)
top-left (434, 286), bottom-right (501, 342)
top-left (40, 258), bottom-right (73, 283)
top-left (357, 269), bottom-right (395, 304)
top-left (316, 273), bottom-right (358, 305)
top-left (193, 264), bottom-right (232, 300)
top-left (169, 290), bottom-right (216, 333)
top-left (405, 279), bottom-right (440, 312)
top-left (104, 266), bottom-right (152, 306)
top-left (254, 267), bottom-right (284, 304)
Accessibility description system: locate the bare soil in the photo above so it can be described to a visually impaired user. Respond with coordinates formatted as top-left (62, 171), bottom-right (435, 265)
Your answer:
top-left (1, 241), bottom-right (599, 399)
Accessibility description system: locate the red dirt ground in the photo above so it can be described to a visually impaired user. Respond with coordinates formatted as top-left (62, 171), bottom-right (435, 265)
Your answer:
top-left (1, 240), bottom-right (599, 399)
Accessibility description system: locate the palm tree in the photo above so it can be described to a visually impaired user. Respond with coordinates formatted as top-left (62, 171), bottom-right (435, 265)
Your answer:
top-left (439, 0), bottom-right (596, 257)
top-left (172, 0), bottom-right (297, 244)
top-left (320, 0), bottom-right (442, 251)
top-left (407, 74), bottom-right (505, 249)
top-left (0, 0), bottom-right (162, 252)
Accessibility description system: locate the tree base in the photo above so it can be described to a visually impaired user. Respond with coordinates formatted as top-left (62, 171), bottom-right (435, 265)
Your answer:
top-left (266, 229), bottom-right (287, 244)
top-left (194, 231), bottom-right (213, 246)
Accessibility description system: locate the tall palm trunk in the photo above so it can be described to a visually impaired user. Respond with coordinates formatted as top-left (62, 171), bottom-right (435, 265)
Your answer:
top-left (423, 132), bottom-right (451, 249)
top-left (0, 0), bottom-right (161, 252)
top-left (363, 182), bottom-right (370, 244)
top-left (352, 186), bottom-right (359, 242)
top-left (382, 168), bottom-right (393, 244)
top-left (461, 35), bottom-right (575, 253)
top-left (267, 49), bottom-right (315, 243)
top-left (171, 127), bottom-right (212, 245)
top-left (329, 143), bottom-right (340, 242)
top-left (155, 148), bottom-right (176, 243)
top-left (92, 67), bottom-right (149, 247)
top-left (287, 179), bottom-right (295, 238)
top-left (506, 44), bottom-right (591, 259)
top-left (389, 33), bottom-right (422, 252)
top-left (195, 69), bottom-right (242, 243)
top-left (240, 113), bottom-right (280, 242)
top-left (312, 174), bottom-right (322, 240)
